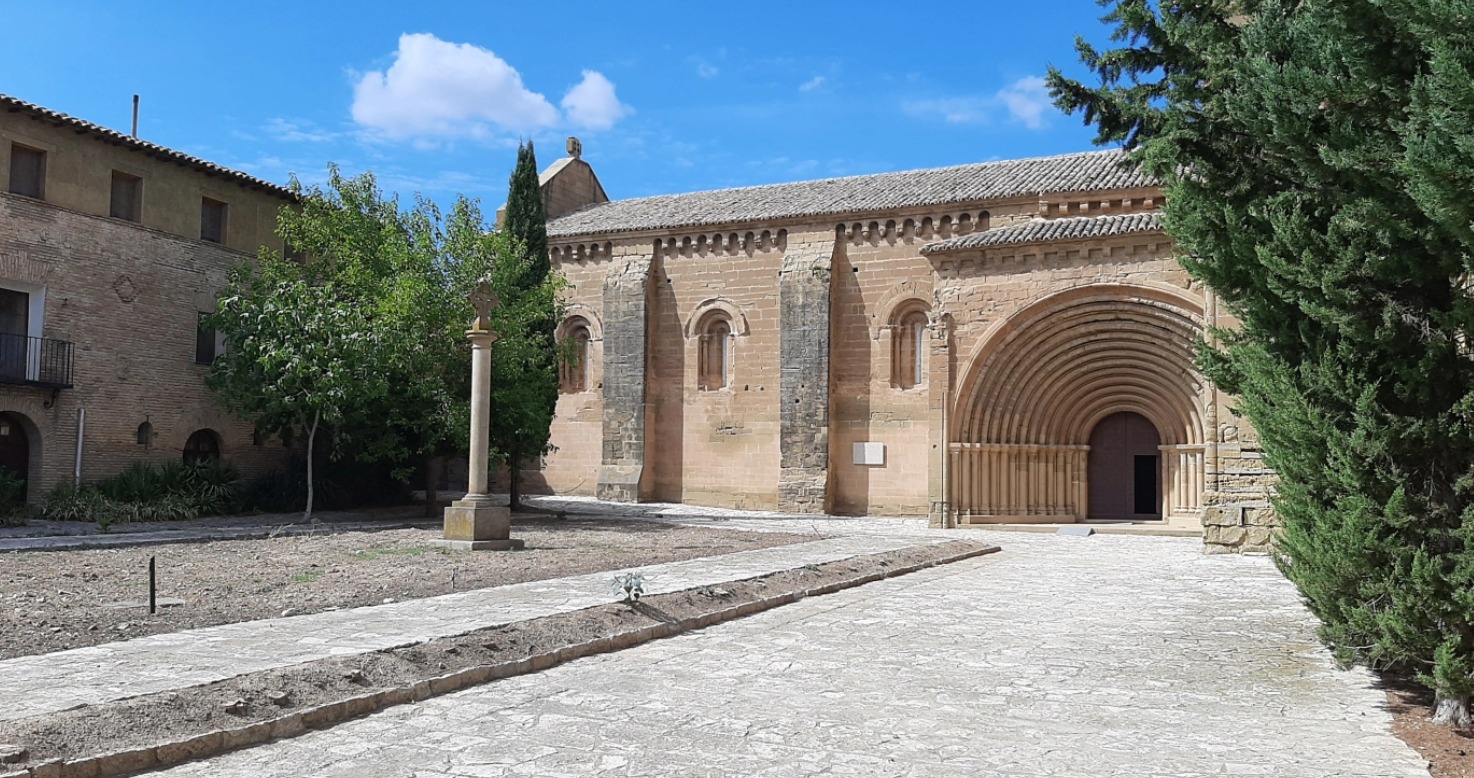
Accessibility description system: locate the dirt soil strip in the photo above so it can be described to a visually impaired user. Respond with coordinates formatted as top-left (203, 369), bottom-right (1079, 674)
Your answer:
top-left (0, 539), bottom-right (995, 778)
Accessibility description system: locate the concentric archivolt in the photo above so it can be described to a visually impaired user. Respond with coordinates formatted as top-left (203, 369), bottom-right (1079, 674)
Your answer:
top-left (955, 284), bottom-right (1206, 446)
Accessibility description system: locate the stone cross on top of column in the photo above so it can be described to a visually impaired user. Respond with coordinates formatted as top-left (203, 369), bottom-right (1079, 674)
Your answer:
top-left (469, 280), bottom-right (500, 333)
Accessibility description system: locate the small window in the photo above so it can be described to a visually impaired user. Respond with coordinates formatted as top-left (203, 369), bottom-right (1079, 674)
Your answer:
top-left (183, 429), bottom-right (221, 463)
top-left (892, 308), bottom-right (929, 389)
top-left (195, 312), bottom-right (222, 365)
top-left (560, 320), bottom-right (592, 393)
top-left (8, 144), bottom-right (45, 199)
top-left (698, 314), bottom-right (733, 391)
top-left (110, 171), bottom-right (141, 221)
top-left (200, 197), bottom-right (227, 243)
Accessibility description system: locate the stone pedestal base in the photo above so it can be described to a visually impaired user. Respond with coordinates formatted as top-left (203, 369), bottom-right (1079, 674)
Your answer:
top-left (436, 498), bottom-right (523, 551)
top-left (432, 538), bottom-right (525, 551)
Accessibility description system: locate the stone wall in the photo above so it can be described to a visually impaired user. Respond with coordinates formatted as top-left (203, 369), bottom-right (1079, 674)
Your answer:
top-left (542, 188), bottom-right (1279, 553)
top-left (644, 231), bottom-right (786, 510)
top-left (0, 193), bottom-right (288, 500)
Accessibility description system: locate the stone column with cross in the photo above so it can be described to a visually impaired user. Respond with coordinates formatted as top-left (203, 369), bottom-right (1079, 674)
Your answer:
top-left (436, 280), bottom-right (524, 550)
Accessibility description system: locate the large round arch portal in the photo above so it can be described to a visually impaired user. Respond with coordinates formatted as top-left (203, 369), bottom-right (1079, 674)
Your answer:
top-left (950, 285), bottom-right (1208, 523)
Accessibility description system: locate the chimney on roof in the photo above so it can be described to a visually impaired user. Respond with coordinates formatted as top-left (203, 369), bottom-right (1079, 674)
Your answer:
top-left (131, 95), bottom-right (139, 138)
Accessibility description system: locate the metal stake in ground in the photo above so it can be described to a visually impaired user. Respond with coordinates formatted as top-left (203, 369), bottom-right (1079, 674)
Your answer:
top-left (148, 555), bottom-right (156, 615)
top-left (436, 279), bottom-right (524, 551)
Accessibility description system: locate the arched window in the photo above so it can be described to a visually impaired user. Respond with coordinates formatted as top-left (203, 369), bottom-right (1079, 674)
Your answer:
top-left (183, 429), bottom-right (221, 463)
top-left (560, 320), bottom-right (592, 393)
top-left (698, 313), bottom-right (734, 391)
top-left (892, 307), bottom-right (929, 389)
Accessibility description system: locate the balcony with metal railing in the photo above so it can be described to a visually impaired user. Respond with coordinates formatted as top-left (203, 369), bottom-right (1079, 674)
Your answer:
top-left (0, 333), bottom-right (74, 389)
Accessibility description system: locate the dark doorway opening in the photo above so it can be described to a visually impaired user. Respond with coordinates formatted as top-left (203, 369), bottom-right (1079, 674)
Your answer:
top-left (1087, 411), bottom-right (1162, 519)
top-left (0, 289), bottom-right (29, 382)
top-left (1134, 455), bottom-right (1159, 515)
top-left (0, 412), bottom-right (31, 501)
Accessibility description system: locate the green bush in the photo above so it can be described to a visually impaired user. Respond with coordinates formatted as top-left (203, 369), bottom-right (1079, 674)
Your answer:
top-left (42, 482), bottom-right (112, 527)
top-left (46, 459), bottom-right (245, 530)
top-left (0, 469), bottom-right (26, 526)
top-left (179, 458), bottom-right (243, 515)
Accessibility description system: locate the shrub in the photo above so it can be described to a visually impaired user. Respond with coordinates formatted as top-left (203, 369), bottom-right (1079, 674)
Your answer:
top-left (42, 482), bottom-right (113, 529)
top-left (97, 462), bottom-right (169, 504)
top-left (178, 459), bottom-right (242, 515)
top-left (0, 469), bottom-right (26, 525)
top-left (49, 459), bottom-right (246, 529)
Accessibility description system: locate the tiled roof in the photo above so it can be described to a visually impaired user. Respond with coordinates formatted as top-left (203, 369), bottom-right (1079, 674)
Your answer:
top-left (1, 94), bottom-right (294, 199)
top-left (920, 212), bottom-right (1164, 254)
top-left (546, 150), bottom-right (1153, 238)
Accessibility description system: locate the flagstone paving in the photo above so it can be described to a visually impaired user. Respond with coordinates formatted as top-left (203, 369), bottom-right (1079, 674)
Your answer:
top-left (0, 532), bottom-right (927, 723)
top-left (145, 527), bottom-right (1429, 778)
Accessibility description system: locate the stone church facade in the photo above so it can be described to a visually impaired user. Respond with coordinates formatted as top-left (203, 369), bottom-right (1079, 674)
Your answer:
top-left (531, 141), bottom-right (1275, 553)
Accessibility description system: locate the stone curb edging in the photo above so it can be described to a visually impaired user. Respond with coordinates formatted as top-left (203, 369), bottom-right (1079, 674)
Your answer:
top-left (1, 541), bottom-right (997, 778)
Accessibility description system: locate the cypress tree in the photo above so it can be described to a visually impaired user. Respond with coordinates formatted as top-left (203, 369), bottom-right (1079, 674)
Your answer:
top-left (492, 141), bottom-right (559, 509)
top-left (503, 141), bottom-right (550, 287)
top-left (1049, 0), bottom-right (1474, 726)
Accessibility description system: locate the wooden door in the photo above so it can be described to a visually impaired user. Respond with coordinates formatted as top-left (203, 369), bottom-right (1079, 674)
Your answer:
top-left (1087, 412), bottom-right (1162, 519)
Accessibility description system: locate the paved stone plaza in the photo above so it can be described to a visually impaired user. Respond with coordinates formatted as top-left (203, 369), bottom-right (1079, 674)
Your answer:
top-left (144, 525), bottom-right (1428, 777)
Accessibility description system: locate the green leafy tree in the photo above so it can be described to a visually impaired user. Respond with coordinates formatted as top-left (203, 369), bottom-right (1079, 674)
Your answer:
top-left (211, 164), bottom-right (561, 518)
top-left (270, 167), bottom-right (482, 516)
top-left (1049, 1), bottom-right (1474, 725)
top-left (495, 141), bottom-right (559, 509)
top-left (211, 168), bottom-right (490, 518)
top-left (207, 261), bottom-right (390, 520)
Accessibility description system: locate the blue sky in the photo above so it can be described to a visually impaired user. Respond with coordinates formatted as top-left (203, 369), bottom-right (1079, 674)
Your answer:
top-left (2, 2), bottom-right (1120, 214)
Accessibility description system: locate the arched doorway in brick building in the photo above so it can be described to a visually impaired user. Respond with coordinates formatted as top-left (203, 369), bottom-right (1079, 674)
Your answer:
top-left (0, 412), bottom-right (32, 500)
top-left (1087, 411), bottom-right (1161, 519)
top-left (950, 285), bottom-right (1208, 524)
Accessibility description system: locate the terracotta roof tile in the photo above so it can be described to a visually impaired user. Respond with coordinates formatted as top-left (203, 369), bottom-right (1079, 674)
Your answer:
top-left (920, 212), bottom-right (1164, 254)
top-left (546, 150), bottom-right (1152, 238)
top-left (1, 94), bottom-right (294, 199)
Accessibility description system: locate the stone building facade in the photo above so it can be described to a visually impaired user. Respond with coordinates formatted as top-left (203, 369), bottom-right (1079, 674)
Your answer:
top-left (533, 143), bottom-right (1275, 552)
top-left (0, 94), bottom-right (293, 501)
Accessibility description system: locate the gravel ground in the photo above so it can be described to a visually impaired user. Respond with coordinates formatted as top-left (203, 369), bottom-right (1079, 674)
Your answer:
top-left (0, 517), bottom-right (815, 660)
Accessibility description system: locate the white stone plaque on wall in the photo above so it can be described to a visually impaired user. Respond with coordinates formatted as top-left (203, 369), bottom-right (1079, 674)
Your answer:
top-left (852, 442), bottom-right (886, 467)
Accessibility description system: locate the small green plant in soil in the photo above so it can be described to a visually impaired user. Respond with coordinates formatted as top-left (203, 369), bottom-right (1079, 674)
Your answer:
top-left (291, 570), bottom-right (324, 584)
top-left (610, 572), bottom-right (646, 603)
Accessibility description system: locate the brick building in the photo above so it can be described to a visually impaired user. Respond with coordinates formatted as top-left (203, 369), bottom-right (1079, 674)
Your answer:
top-left (0, 95), bottom-right (293, 501)
top-left (533, 140), bottom-right (1275, 553)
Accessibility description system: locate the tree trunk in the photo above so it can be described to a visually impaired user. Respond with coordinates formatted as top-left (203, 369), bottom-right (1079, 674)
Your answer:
top-left (423, 455), bottom-right (440, 517)
top-left (1433, 692), bottom-right (1472, 728)
top-left (304, 409), bottom-right (321, 523)
top-left (508, 455), bottom-right (521, 511)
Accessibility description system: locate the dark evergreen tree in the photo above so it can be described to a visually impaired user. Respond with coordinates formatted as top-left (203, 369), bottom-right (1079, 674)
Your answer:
top-left (1049, 0), bottom-right (1474, 726)
top-left (502, 141), bottom-right (551, 288)
top-left (493, 141), bottom-right (559, 509)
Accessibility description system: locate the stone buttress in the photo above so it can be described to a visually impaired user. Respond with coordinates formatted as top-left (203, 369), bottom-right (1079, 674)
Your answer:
top-left (777, 242), bottom-right (833, 512)
top-left (597, 252), bottom-right (651, 501)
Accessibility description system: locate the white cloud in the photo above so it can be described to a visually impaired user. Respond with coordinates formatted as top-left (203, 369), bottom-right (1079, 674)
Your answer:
top-left (561, 70), bottom-right (633, 131)
top-left (264, 118), bottom-right (339, 143)
top-left (694, 58), bottom-right (720, 78)
top-left (799, 75), bottom-right (826, 92)
top-left (996, 76), bottom-right (1052, 129)
top-left (351, 33), bottom-right (559, 138)
top-left (902, 76), bottom-right (1056, 130)
top-left (902, 97), bottom-right (991, 124)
